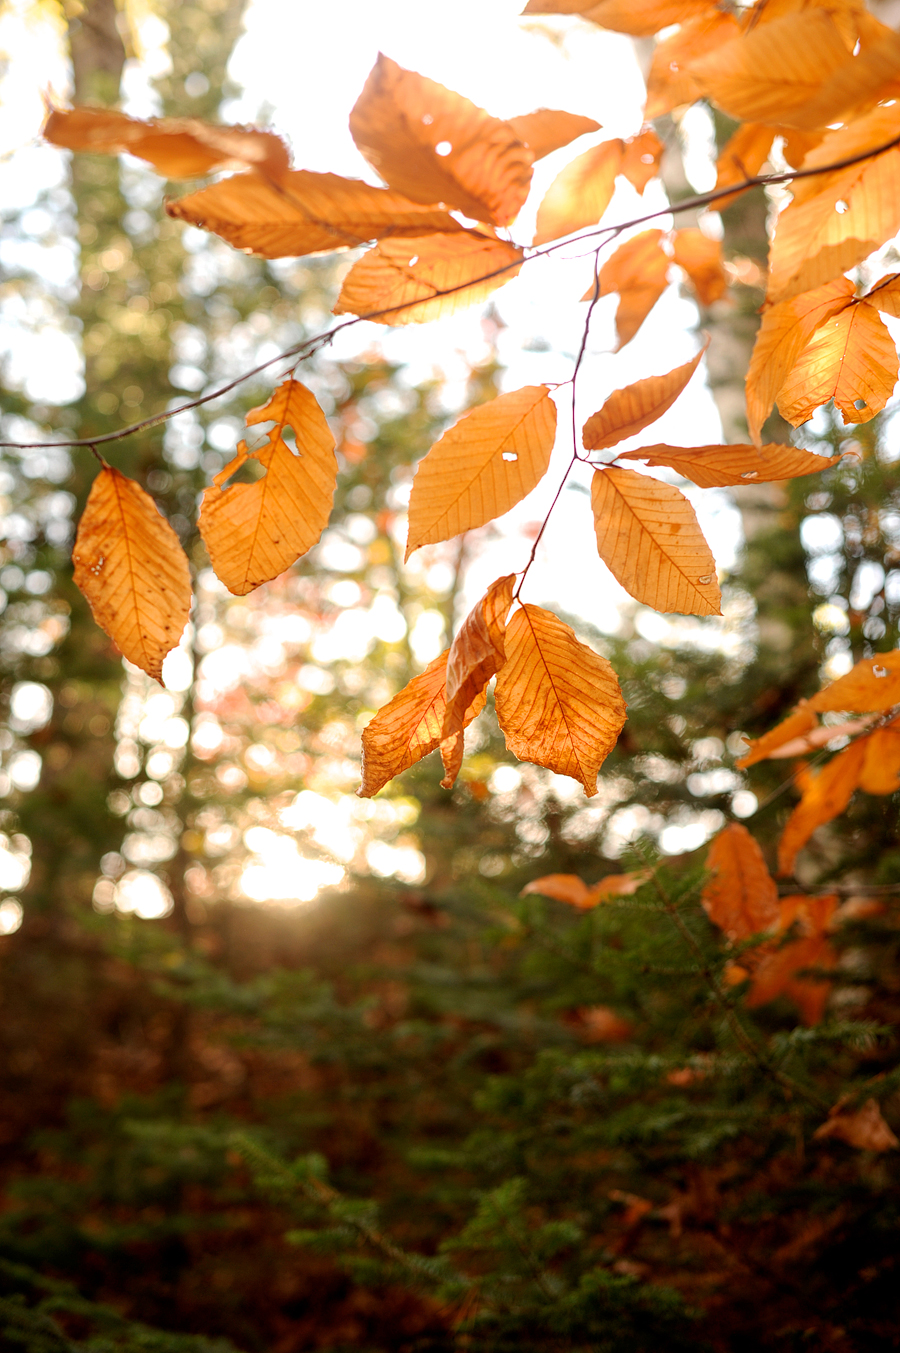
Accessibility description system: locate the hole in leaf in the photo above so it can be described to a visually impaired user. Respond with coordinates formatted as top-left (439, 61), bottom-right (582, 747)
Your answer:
top-left (435, 140), bottom-right (453, 156)
top-left (502, 452), bottom-right (518, 462)
top-left (740, 470), bottom-right (759, 479)
top-left (854, 398), bottom-right (867, 409)
top-left (873, 664), bottom-right (889, 677)
top-left (407, 255), bottom-right (419, 267)
top-left (698, 575), bottom-right (712, 584)
top-left (640, 153), bottom-right (654, 164)
top-left (835, 199), bottom-right (850, 213)
top-left (422, 113), bottom-right (433, 125)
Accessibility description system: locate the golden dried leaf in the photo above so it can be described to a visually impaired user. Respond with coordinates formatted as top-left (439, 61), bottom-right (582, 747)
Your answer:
top-left (166, 170), bottom-right (461, 259)
top-left (672, 229), bottom-right (727, 306)
top-left (644, 12), bottom-right (742, 120)
top-left (808, 650), bottom-right (900, 712)
top-left (745, 277), bottom-right (855, 443)
top-left (43, 105), bottom-right (290, 179)
top-left (714, 122), bottom-right (775, 210)
top-left (858, 722), bottom-right (900, 795)
top-left (358, 649), bottom-right (485, 798)
top-left (619, 442), bottom-right (841, 488)
top-left (597, 230), bottom-right (670, 348)
top-left (701, 822), bottom-right (780, 942)
top-left (689, 11), bottom-right (851, 126)
top-left (199, 379), bottom-right (336, 597)
top-left (863, 271), bottom-right (900, 317)
top-left (591, 467), bottom-right (721, 616)
top-left (747, 932), bottom-right (837, 1025)
top-left (506, 109), bottom-right (600, 161)
top-left (494, 604), bottom-right (626, 797)
top-left (72, 465), bottom-right (191, 684)
top-left (766, 102), bottom-right (900, 304)
top-left (442, 573), bottom-right (516, 761)
top-left (532, 140), bottom-right (623, 246)
top-left (814, 1098), bottom-right (899, 1151)
top-left (582, 345), bottom-right (706, 452)
top-left (777, 736), bottom-right (867, 875)
top-left (735, 701), bottom-right (817, 769)
top-left (620, 129), bottom-right (664, 195)
top-left (349, 54), bottom-right (532, 227)
top-left (523, 0), bottom-right (721, 38)
top-left (776, 301), bottom-right (898, 427)
top-left (406, 386), bottom-right (556, 558)
top-left (333, 231), bottom-right (522, 325)
top-left (521, 870), bottom-right (645, 908)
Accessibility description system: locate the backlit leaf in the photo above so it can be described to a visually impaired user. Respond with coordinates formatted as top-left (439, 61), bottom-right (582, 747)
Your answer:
top-left (72, 465), bottom-right (191, 684)
top-left (494, 605), bottom-right (626, 796)
top-left (776, 301), bottom-right (898, 427)
top-left (735, 700), bottom-right (817, 769)
top-left (863, 271), bottom-right (900, 316)
top-left (521, 870), bottom-right (645, 907)
top-left (506, 109), bottom-right (600, 160)
top-left (814, 1098), bottom-right (899, 1150)
top-left (644, 12), bottom-right (741, 120)
top-left (777, 737), bottom-right (867, 875)
top-left (756, 714), bottom-right (875, 761)
top-left (591, 467), bottom-right (721, 615)
top-left (333, 231), bottom-right (522, 325)
top-left (166, 170), bottom-right (461, 258)
top-left (596, 230), bottom-right (670, 348)
top-left (406, 386), bottom-right (556, 558)
top-left (349, 54), bottom-right (533, 227)
top-left (582, 345), bottom-right (706, 452)
top-left (858, 721), bottom-right (900, 795)
top-left (714, 122), bottom-right (774, 210)
top-left (199, 379), bottom-right (336, 596)
top-left (701, 822), bottom-right (779, 942)
top-left (442, 572), bottom-right (516, 769)
top-left (807, 649), bottom-right (900, 712)
top-left (620, 129), bottom-right (664, 194)
top-left (672, 229), bottom-right (727, 306)
top-left (523, 0), bottom-right (721, 38)
top-left (783, 24), bottom-right (900, 131)
top-left (619, 441), bottom-right (841, 488)
top-left (532, 140), bottom-right (623, 246)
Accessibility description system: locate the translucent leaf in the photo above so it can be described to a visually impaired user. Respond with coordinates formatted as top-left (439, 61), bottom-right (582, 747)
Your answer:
top-left (783, 24), bottom-right (900, 131)
top-left (714, 122), bottom-right (774, 210)
top-left (619, 441), bottom-right (840, 487)
top-left (777, 737), bottom-right (867, 875)
top-left (441, 574), bottom-right (515, 787)
top-left (72, 465), bottom-right (191, 684)
top-left (199, 379), bottom-right (336, 596)
top-left (591, 467), bottom-right (721, 615)
top-left (532, 140), bottom-right (623, 246)
top-left (582, 345), bottom-right (706, 451)
top-left (701, 823), bottom-right (779, 942)
top-left (776, 301), bottom-right (898, 427)
top-left (619, 128), bottom-right (664, 194)
top-left (520, 870), bottom-right (645, 908)
top-left (863, 270), bottom-right (900, 317)
top-left (735, 700), bottom-right (816, 769)
top-left (506, 109), bottom-right (600, 161)
top-left (594, 230), bottom-right (669, 348)
top-left (494, 604), bottom-right (626, 796)
top-left (644, 12), bottom-right (741, 120)
top-left (672, 229), bottom-right (727, 306)
top-left (406, 386), bottom-right (556, 558)
top-left (522, 0), bottom-right (722, 38)
top-left (858, 721), bottom-right (900, 795)
top-left (807, 650), bottom-right (900, 712)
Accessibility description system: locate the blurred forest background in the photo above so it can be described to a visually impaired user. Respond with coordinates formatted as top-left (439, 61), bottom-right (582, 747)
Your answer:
top-left (0, 1), bottom-right (898, 1350)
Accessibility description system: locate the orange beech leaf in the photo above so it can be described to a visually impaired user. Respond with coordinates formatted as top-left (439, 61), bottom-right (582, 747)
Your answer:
top-left (442, 573), bottom-right (516, 768)
top-left (766, 102), bottom-right (900, 304)
top-left (199, 379), bottom-right (336, 597)
top-left (523, 0), bottom-right (721, 38)
top-left (43, 105), bottom-right (290, 180)
top-left (776, 302), bottom-right (899, 428)
top-left (760, 714), bottom-right (876, 761)
top-left (701, 822), bottom-right (780, 943)
top-left (779, 126), bottom-right (825, 168)
top-left (644, 12), bottom-right (741, 120)
top-left (358, 650), bottom-right (485, 798)
top-left (714, 122), bottom-right (774, 210)
top-left (807, 650), bottom-right (900, 712)
top-left (689, 11), bottom-right (852, 127)
top-left (72, 465), bottom-right (191, 684)
top-left (595, 230), bottom-right (670, 348)
top-left (506, 108), bottom-right (600, 161)
top-left (777, 736), bottom-right (867, 875)
top-left (521, 870), bottom-right (646, 908)
top-left (814, 1098), bottom-right (899, 1151)
top-left (620, 129), bottom-right (664, 194)
top-left (582, 345), bottom-right (706, 452)
top-left (333, 231), bottom-right (522, 325)
top-left (349, 54), bottom-right (532, 227)
top-left (166, 170), bottom-right (461, 258)
top-left (405, 386), bottom-right (556, 558)
top-left (784, 25), bottom-right (900, 132)
top-left (858, 722), bottom-right (900, 795)
top-left (591, 467), bottom-right (721, 616)
top-left (532, 139), bottom-right (623, 246)
top-left (745, 277), bottom-right (855, 443)
top-left (494, 604), bottom-right (626, 796)
top-left (735, 701), bottom-right (817, 769)
top-left (746, 931), bottom-right (837, 1024)
top-left (618, 442), bottom-right (841, 488)
top-left (672, 229), bottom-right (727, 306)
top-left (744, 0), bottom-right (880, 48)
top-left (863, 271), bottom-right (900, 317)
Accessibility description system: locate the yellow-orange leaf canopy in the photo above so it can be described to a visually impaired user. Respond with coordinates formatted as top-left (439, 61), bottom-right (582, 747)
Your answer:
top-left (72, 465), bottom-right (191, 684)
top-left (494, 604), bottom-right (626, 796)
top-left (591, 466), bottom-right (721, 615)
top-left (596, 230), bottom-right (670, 348)
top-left (199, 380), bottom-right (336, 596)
top-left (619, 442), bottom-right (841, 487)
top-left (522, 0), bottom-right (722, 38)
top-left (701, 823), bottom-right (780, 942)
top-left (532, 140), bottom-right (623, 246)
top-left (442, 574), bottom-right (515, 785)
top-left (807, 649), bottom-right (900, 712)
top-left (582, 346), bottom-right (706, 452)
top-left (350, 54), bottom-right (533, 227)
top-left (333, 231), bottom-right (522, 325)
top-left (776, 301), bottom-right (898, 427)
top-left (406, 386), bottom-right (557, 558)
top-left (644, 12), bottom-right (741, 121)
top-left (506, 109), bottom-right (600, 161)
top-left (777, 738), bottom-right (867, 875)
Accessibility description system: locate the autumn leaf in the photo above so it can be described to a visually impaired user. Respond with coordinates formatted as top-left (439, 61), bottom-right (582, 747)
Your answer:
top-left (442, 573), bottom-right (516, 773)
top-left (620, 129), bottom-right (664, 194)
top-left (858, 721), bottom-right (900, 795)
top-left (494, 605), bottom-right (626, 796)
top-left (591, 467), bottom-right (721, 616)
top-left (735, 701), bottom-right (817, 769)
top-left (44, 105), bottom-right (290, 179)
top-left (746, 931), bottom-right (837, 1025)
top-left (714, 122), bottom-right (774, 210)
top-left (738, 712), bottom-right (876, 765)
top-left (198, 379), bottom-right (336, 597)
top-left (784, 24), bottom-right (900, 132)
top-left (506, 108), bottom-right (600, 160)
top-left (701, 822), bottom-right (780, 942)
top-left (672, 229), bottom-right (727, 306)
top-left (578, 1007), bottom-right (634, 1042)
top-left (582, 345), bottom-right (706, 452)
top-left (814, 1098), bottom-right (899, 1151)
top-left (166, 170), bottom-right (461, 259)
top-left (358, 650), bottom-right (485, 798)
top-left (532, 140), bottom-right (623, 246)
top-left (777, 737), bottom-right (868, 875)
top-left (596, 230), bottom-right (670, 348)
top-left (349, 54), bottom-right (533, 227)
top-left (521, 870), bottom-right (646, 907)
top-left (72, 465), bottom-right (191, 684)
top-left (863, 270), bottom-right (900, 316)
top-left (776, 301), bottom-right (899, 427)
top-left (333, 231), bottom-right (523, 325)
top-left (644, 12), bottom-right (741, 121)
top-left (522, 0), bottom-right (722, 39)
top-left (619, 442), bottom-right (841, 488)
top-left (745, 277), bottom-right (855, 443)
top-left (807, 649), bottom-right (900, 712)
top-left (405, 386), bottom-right (557, 558)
